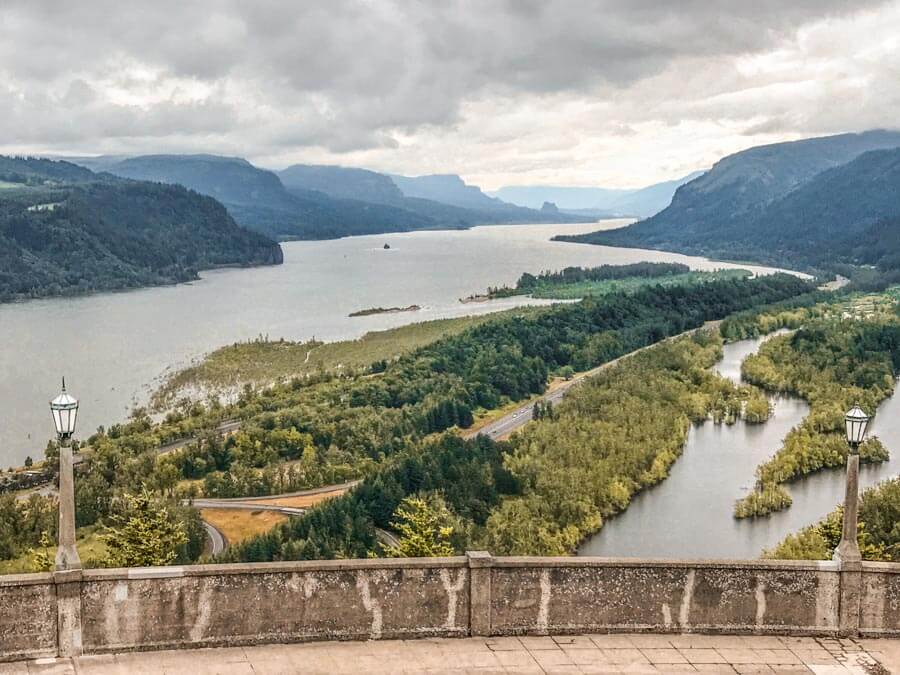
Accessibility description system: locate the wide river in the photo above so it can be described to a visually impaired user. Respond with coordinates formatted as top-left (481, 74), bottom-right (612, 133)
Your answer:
top-left (579, 334), bottom-right (900, 559)
top-left (0, 220), bottom-right (792, 468)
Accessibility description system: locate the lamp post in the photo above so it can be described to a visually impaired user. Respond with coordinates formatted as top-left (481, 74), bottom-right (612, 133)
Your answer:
top-left (834, 405), bottom-right (870, 565)
top-left (50, 378), bottom-right (81, 571)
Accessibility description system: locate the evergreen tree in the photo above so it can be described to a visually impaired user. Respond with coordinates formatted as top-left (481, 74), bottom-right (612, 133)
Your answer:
top-left (385, 496), bottom-right (454, 558)
top-left (103, 489), bottom-right (187, 567)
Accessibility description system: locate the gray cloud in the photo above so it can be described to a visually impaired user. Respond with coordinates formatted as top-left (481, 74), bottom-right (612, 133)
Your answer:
top-left (0, 0), bottom-right (897, 185)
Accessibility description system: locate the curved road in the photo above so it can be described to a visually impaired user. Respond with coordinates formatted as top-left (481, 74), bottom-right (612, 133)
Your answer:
top-left (191, 480), bottom-right (400, 553)
top-left (465, 321), bottom-right (722, 441)
top-left (202, 521), bottom-right (227, 556)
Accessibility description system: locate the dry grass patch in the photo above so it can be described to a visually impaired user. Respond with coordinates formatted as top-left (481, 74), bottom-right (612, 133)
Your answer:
top-left (200, 508), bottom-right (288, 545)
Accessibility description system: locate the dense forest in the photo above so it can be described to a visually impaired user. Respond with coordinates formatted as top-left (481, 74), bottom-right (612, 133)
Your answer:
top-left (0, 272), bottom-right (810, 570)
top-left (0, 157), bottom-right (282, 302)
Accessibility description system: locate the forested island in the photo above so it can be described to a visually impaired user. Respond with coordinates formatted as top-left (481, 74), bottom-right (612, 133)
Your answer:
top-left (472, 262), bottom-right (751, 300)
top-left (0, 156), bottom-right (283, 303)
top-left (349, 304), bottom-right (421, 317)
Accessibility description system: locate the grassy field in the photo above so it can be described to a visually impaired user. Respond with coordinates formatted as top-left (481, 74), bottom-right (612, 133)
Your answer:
top-left (200, 509), bottom-right (288, 546)
top-left (523, 269), bottom-right (752, 299)
top-left (0, 526), bottom-right (107, 575)
top-left (152, 308), bottom-right (540, 407)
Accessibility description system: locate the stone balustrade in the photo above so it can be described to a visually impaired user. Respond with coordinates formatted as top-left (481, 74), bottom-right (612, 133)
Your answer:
top-left (2, 554), bottom-right (898, 662)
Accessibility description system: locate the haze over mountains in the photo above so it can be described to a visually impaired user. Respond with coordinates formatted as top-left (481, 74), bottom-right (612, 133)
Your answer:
top-left (561, 130), bottom-right (900, 277)
top-left (75, 155), bottom-right (590, 242)
top-left (492, 172), bottom-right (705, 218)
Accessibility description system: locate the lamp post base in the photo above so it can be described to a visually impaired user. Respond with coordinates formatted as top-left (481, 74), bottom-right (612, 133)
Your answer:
top-left (55, 544), bottom-right (82, 572)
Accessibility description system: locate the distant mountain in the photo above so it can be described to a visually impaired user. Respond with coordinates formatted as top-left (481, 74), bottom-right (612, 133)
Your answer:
top-left (605, 172), bottom-right (706, 217)
top-left (278, 164), bottom-right (590, 229)
top-left (82, 156), bottom-right (587, 241)
top-left (389, 173), bottom-right (511, 211)
top-left (0, 157), bottom-right (282, 303)
top-left (491, 171), bottom-right (704, 218)
top-left (279, 164), bottom-right (404, 204)
top-left (585, 130), bottom-right (900, 252)
top-left (560, 142), bottom-right (900, 273)
top-left (94, 155), bottom-right (440, 240)
top-left (491, 185), bottom-right (630, 211)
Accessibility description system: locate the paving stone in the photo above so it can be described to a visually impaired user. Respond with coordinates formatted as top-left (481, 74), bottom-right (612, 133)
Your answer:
top-left (519, 636), bottom-right (562, 651)
top-left (603, 649), bottom-right (652, 665)
top-left (484, 637), bottom-right (524, 651)
top-left (531, 649), bottom-right (576, 667)
top-left (641, 649), bottom-right (689, 664)
top-left (555, 635), bottom-right (600, 649)
top-left (678, 649), bottom-right (728, 664)
top-left (753, 650), bottom-right (802, 665)
top-left (791, 650), bottom-right (838, 666)
top-left (590, 636), bottom-right (639, 649)
top-left (717, 650), bottom-right (765, 665)
top-left (492, 649), bottom-right (539, 667)
top-left (630, 636), bottom-right (677, 649)
top-left (562, 648), bottom-right (611, 666)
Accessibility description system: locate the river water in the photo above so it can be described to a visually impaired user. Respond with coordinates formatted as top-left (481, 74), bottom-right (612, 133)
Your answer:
top-left (579, 334), bottom-right (900, 559)
top-left (0, 220), bottom-right (795, 468)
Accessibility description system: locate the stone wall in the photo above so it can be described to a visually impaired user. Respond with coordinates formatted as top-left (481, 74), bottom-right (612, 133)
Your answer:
top-left (0, 572), bottom-right (57, 661)
top-left (1, 555), bottom-right (898, 661)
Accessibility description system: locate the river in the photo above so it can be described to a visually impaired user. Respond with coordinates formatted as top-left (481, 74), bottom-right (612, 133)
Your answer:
top-left (579, 334), bottom-right (900, 559)
top-left (0, 220), bottom-right (795, 468)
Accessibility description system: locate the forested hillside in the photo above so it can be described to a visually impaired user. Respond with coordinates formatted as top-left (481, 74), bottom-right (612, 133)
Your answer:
top-left (559, 131), bottom-right (900, 274)
top-left (92, 155), bottom-right (588, 241)
top-left (278, 164), bottom-right (589, 231)
top-left (0, 157), bottom-right (282, 302)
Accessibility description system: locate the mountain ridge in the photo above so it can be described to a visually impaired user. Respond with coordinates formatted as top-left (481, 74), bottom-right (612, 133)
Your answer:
top-left (0, 156), bottom-right (283, 303)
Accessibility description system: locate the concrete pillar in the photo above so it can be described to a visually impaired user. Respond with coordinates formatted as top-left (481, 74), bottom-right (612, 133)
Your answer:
top-left (834, 451), bottom-right (863, 636)
top-left (834, 452), bottom-right (862, 566)
top-left (55, 444), bottom-right (81, 572)
top-left (467, 551), bottom-right (493, 636)
top-left (54, 569), bottom-right (83, 657)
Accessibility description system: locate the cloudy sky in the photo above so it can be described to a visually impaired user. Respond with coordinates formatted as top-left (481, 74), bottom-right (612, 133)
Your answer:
top-left (2, 1), bottom-right (899, 190)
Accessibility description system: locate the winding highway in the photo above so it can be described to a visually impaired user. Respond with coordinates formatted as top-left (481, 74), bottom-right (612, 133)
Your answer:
top-left (190, 480), bottom-right (407, 554)
top-left (465, 321), bottom-right (722, 441)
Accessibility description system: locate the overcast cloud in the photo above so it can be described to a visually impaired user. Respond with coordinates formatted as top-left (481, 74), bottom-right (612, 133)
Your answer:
top-left (1, 0), bottom-right (898, 188)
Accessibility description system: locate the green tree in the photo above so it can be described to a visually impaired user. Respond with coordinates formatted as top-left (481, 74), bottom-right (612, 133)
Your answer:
top-left (385, 496), bottom-right (454, 558)
top-left (29, 531), bottom-right (54, 572)
top-left (103, 489), bottom-right (187, 568)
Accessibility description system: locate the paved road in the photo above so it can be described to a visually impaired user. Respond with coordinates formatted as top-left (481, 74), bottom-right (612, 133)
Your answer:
top-left (201, 521), bottom-right (227, 556)
top-left (156, 419), bottom-right (241, 456)
top-left (465, 321), bottom-right (722, 441)
top-left (191, 480), bottom-right (401, 554)
top-left (14, 419), bottom-right (242, 502)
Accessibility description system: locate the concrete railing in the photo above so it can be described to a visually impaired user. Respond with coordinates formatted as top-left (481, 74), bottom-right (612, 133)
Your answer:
top-left (2, 554), bottom-right (899, 662)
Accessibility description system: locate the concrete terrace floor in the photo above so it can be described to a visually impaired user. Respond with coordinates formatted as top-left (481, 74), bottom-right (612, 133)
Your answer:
top-left (4, 635), bottom-right (898, 675)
